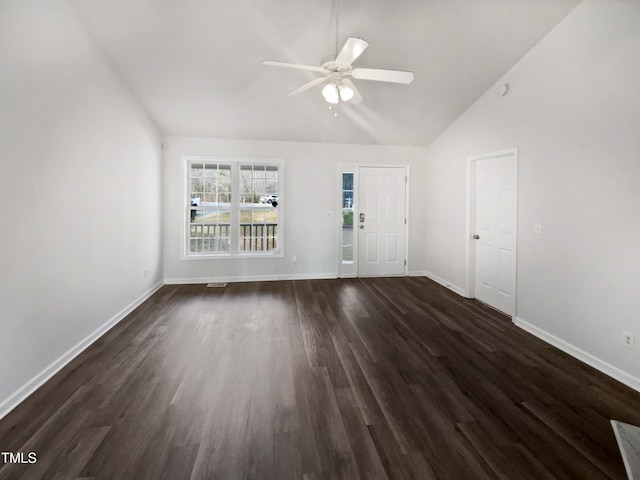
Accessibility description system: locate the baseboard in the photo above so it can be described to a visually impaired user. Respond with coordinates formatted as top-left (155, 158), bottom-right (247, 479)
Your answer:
top-left (514, 317), bottom-right (640, 394)
top-left (0, 281), bottom-right (164, 421)
top-left (166, 272), bottom-right (438, 284)
top-left (424, 270), bottom-right (468, 297)
top-left (164, 273), bottom-right (338, 285)
top-left (408, 270), bottom-right (427, 277)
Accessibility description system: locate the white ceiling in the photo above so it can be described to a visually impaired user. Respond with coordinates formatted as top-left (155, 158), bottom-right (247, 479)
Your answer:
top-left (71, 0), bottom-right (581, 146)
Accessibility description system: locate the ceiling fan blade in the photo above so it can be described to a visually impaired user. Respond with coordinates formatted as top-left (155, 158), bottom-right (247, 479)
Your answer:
top-left (335, 37), bottom-right (369, 66)
top-left (342, 79), bottom-right (363, 104)
top-left (285, 76), bottom-right (328, 97)
top-left (263, 60), bottom-right (324, 73)
top-left (352, 68), bottom-right (414, 84)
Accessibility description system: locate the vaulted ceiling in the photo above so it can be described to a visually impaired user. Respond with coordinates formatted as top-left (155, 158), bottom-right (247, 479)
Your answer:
top-left (71, 0), bottom-right (581, 146)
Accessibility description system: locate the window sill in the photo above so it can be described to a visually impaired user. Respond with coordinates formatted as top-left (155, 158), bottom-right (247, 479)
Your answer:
top-left (181, 251), bottom-right (284, 261)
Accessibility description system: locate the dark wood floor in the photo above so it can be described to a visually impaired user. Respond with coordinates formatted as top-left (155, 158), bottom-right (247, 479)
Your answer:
top-left (1, 277), bottom-right (639, 479)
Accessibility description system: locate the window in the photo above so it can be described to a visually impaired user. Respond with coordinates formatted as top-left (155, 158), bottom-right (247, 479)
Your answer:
top-left (185, 157), bottom-right (283, 258)
top-left (188, 163), bottom-right (232, 254)
top-left (341, 172), bottom-right (354, 263)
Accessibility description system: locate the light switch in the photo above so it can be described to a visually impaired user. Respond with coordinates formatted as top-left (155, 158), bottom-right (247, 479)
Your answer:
top-left (534, 222), bottom-right (542, 234)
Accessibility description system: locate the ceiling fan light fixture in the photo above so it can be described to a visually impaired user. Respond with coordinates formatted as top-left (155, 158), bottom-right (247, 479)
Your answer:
top-left (322, 82), bottom-right (340, 104)
top-left (338, 84), bottom-right (354, 102)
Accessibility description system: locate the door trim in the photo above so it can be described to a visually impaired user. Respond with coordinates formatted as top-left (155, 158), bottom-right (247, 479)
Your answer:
top-left (465, 148), bottom-right (518, 315)
top-left (337, 164), bottom-right (409, 278)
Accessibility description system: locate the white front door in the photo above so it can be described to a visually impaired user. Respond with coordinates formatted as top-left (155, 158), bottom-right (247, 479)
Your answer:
top-left (358, 167), bottom-right (406, 277)
top-left (472, 151), bottom-right (517, 316)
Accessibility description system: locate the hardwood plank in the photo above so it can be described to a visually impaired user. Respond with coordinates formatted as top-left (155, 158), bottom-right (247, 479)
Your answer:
top-left (334, 387), bottom-right (388, 479)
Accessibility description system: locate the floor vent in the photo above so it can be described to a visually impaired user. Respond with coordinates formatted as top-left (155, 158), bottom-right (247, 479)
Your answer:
top-left (207, 282), bottom-right (228, 288)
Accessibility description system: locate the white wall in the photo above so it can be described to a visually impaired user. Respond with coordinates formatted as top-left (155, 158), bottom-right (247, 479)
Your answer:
top-left (163, 136), bottom-right (427, 282)
top-left (423, 0), bottom-right (640, 387)
top-left (0, 0), bottom-right (163, 417)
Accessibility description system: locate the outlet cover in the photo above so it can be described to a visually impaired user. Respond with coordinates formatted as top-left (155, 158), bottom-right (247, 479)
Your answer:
top-left (623, 331), bottom-right (635, 349)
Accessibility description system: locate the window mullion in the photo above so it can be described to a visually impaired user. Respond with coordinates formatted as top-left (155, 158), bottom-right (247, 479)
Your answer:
top-left (230, 162), bottom-right (240, 254)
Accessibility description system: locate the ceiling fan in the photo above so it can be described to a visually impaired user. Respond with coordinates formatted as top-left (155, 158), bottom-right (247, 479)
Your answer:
top-left (263, 37), bottom-right (414, 105)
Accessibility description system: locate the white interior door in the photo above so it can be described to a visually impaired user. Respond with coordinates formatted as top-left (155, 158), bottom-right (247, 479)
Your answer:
top-left (358, 167), bottom-right (406, 277)
top-left (473, 152), bottom-right (517, 315)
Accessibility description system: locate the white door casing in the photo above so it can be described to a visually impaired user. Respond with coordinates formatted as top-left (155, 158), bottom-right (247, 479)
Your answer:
top-left (467, 150), bottom-right (517, 316)
top-left (358, 167), bottom-right (407, 277)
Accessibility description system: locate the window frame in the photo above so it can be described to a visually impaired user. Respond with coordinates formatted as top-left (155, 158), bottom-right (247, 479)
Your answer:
top-left (181, 156), bottom-right (284, 260)
top-left (337, 165), bottom-right (358, 278)
top-left (340, 171), bottom-right (355, 265)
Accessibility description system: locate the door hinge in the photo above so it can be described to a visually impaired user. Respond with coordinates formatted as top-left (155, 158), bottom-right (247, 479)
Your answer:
top-left (404, 260), bottom-right (407, 266)
top-left (405, 176), bottom-right (408, 183)
top-left (404, 218), bottom-right (407, 224)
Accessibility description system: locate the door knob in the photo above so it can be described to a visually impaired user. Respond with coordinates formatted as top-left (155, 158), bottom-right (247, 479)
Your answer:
top-left (360, 225), bottom-right (365, 229)
top-left (473, 234), bottom-right (480, 239)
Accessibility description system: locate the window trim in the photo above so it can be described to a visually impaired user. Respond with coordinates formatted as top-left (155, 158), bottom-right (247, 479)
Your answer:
top-left (181, 155), bottom-right (284, 260)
